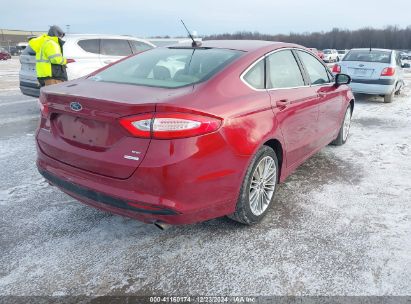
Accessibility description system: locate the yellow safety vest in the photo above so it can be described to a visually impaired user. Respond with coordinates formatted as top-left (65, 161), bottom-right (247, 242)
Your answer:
top-left (29, 34), bottom-right (67, 78)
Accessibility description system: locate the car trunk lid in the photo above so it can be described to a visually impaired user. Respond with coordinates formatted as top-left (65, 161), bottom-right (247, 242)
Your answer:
top-left (340, 61), bottom-right (388, 80)
top-left (37, 79), bottom-right (193, 179)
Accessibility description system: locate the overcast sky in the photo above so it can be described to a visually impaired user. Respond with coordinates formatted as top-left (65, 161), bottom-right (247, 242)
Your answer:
top-left (3, 0), bottom-right (411, 37)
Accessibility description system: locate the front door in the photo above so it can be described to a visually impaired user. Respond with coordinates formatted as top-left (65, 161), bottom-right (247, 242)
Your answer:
top-left (265, 49), bottom-right (320, 168)
top-left (296, 50), bottom-right (343, 146)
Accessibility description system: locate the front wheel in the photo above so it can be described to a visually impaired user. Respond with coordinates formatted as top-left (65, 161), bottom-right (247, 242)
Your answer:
top-left (331, 105), bottom-right (352, 146)
top-left (228, 146), bottom-right (279, 225)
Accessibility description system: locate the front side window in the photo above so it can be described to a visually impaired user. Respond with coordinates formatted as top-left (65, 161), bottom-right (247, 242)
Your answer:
top-left (297, 51), bottom-right (331, 85)
top-left (266, 50), bottom-right (305, 89)
top-left (100, 39), bottom-right (133, 56)
top-left (91, 47), bottom-right (243, 88)
top-left (243, 60), bottom-right (265, 89)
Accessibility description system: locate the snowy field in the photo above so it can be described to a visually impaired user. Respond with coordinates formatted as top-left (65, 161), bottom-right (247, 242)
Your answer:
top-left (0, 58), bottom-right (410, 296)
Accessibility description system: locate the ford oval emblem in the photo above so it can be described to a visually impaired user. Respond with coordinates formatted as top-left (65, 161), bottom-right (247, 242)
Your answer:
top-left (70, 101), bottom-right (82, 112)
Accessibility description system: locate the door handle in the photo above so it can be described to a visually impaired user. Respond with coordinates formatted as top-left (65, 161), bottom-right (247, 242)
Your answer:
top-left (318, 92), bottom-right (327, 98)
top-left (276, 99), bottom-right (290, 108)
top-left (103, 60), bottom-right (113, 64)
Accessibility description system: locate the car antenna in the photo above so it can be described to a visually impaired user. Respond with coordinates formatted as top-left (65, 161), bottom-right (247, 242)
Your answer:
top-left (180, 19), bottom-right (201, 47)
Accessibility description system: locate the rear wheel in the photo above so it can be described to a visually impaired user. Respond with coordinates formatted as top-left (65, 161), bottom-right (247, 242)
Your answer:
top-left (384, 90), bottom-right (394, 103)
top-left (228, 146), bottom-right (278, 225)
top-left (395, 83), bottom-right (402, 96)
top-left (331, 106), bottom-right (352, 146)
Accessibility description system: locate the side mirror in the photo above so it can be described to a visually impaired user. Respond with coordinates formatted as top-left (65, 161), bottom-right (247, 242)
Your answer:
top-left (401, 63), bottom-right (410, 68)
top-left (335, 73), bottom-right (351, 86)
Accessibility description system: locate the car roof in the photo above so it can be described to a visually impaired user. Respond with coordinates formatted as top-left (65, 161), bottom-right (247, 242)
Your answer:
top-left (350, 48), bottom-right (393, 52)
top-left (65, 34), bottom-right (147, 40)
top-left (166, 40), bottom-right (299, 52)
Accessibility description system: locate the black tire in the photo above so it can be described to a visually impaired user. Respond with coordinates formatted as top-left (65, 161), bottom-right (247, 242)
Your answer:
top-left (395, 83), bottom-right (402, 95)
top-left (331, 106), bottom-right (352, 146)
top-left (384, 90), bottom-right (394, 103)
top-left (228, 146), bottom-right (279, 225)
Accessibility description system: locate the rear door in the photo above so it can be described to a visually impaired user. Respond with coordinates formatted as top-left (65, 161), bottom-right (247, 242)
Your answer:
top-left (296, 50), bottom-right (343, 145)
top-left (266, 49), bottom-right (320, 168)
top-left (68, 38), bottom-right (103, 79)
top-left (99, 39), bottom-right (133, 66)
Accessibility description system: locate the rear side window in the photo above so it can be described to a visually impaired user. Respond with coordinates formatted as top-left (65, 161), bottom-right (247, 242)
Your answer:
top-left (100, 39), bottom-right (133, 56)
top-left (243, 60), bottom-right (265, 89)
top-left (297, 51), bottom-right (331, 85)
top-left (129, 40), bottom-right (153, 53)
top-left (266, 50), bottom-right (305, 89)
top-left (78, 39), bottom-right (100, 54)
top-left (343, 50), bottom-right (391, 63)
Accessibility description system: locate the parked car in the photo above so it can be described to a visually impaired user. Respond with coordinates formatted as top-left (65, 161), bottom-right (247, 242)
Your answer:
top-left (323, 49), bottom-right (339, 62)
top-left (9, 46), bottom-right (20, 56)
top-left (333, 48), bottom-right (409, 103)
top-left (36, 40), bottom-right (354, 227)
top-left (0, 48), bottom-right (11, 60)
top-left (19, 34), bottom-right (155, 97)
top-left (309, 48), bottom-right (324, 60)
top-left (399, 51), bottom-right (411, 60)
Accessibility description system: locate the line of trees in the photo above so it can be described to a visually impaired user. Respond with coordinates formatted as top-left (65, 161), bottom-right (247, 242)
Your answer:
top-left (203, 26), bottom-right (411, 50)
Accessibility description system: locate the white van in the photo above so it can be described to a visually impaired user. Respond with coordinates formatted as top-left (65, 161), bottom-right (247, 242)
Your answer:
top-left (19, 34), bottom-right (155, 97)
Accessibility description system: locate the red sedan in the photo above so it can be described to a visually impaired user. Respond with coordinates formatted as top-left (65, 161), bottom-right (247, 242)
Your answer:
top-left (0, 49), bottom-right (11, 60)
top-left (36, 40), bottom-right (354, 227)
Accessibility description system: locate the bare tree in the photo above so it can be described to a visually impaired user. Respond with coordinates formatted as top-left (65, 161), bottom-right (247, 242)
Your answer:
top-left (204, 26), bottom-right (411, 50)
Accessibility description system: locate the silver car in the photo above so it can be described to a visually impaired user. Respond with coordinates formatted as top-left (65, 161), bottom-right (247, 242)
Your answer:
top-left (333, 48), bottom-right (410, 103)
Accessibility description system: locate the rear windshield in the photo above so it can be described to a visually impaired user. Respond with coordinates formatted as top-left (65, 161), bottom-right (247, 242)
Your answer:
top-left (343, 50), bottom-right (392, 63)
top-left (323, 50), bottom-right (332, 54)
top-left (22, 46), bottom-right (35, 56)
top-left (91, 47), bottom-right (243, 88)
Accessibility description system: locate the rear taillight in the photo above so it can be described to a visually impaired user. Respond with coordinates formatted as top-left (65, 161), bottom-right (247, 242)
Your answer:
top-left (66, 58), bottom-right (76, 64)
top-left (381, 67), bottom-right (395, 76)
top-left (332, 64), bottom-right (341, 73)
top-left (119, 113), bottom-right (222, 139)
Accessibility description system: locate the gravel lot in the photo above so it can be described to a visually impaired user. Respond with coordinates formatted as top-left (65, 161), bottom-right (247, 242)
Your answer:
top-left (0, 58), bottom-right (410, 296)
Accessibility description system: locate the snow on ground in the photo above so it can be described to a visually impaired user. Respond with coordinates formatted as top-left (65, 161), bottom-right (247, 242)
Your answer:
top-left (0, 58), bottom-right (410, 296)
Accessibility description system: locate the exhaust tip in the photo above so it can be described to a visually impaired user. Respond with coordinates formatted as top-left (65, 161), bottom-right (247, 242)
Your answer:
top-left (154, 221), bottom-right (171, 230)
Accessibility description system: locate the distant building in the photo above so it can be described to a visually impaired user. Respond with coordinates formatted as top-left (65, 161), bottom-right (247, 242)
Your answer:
top-left (0, 29), bottom-right (45, 50)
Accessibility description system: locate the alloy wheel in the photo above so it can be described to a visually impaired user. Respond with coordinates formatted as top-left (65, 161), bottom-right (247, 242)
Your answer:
top-left (342, 108), bottom-right (351, 142)
top-left (249, 156), bottom-right (276, 216)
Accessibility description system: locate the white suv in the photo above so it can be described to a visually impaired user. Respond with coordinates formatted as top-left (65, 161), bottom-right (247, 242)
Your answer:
top-left (322, 49), bottom-right (339, 62)
top-left (19, 34), bottom-right (155, 97)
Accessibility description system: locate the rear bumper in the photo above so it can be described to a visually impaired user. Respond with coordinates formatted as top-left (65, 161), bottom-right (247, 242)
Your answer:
top-left (38, 168), bottom-right (178, 216)
top-left (36, 132), bottom-right (247, 225)
top-left (20, 81), bottom-right (40, 97)
top-left (349, 80), bottom-right (395, 95)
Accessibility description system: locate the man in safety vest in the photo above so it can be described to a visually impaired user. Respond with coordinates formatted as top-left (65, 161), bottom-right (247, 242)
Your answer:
top-left (29, 25), bottom-right (68, 86)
